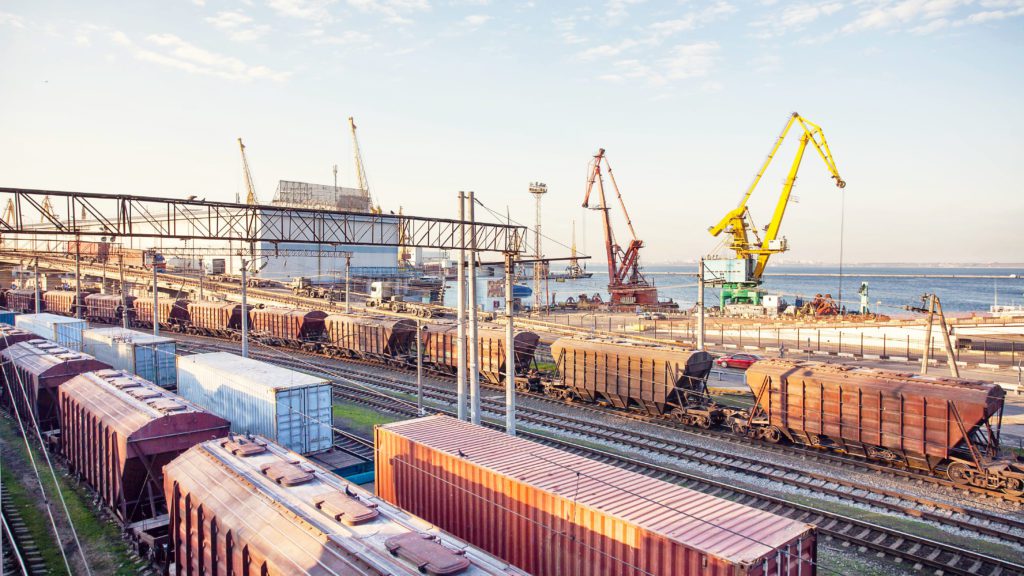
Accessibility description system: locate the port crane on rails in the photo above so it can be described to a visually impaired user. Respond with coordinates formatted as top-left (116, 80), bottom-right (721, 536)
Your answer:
top-left (348, 116), bottom-right (381, 214)
top-left (237, 138), bottom-right (259, 205)
top-left (707, 112), bottom-right (845, 306)
top-left (582, 148), bottom-right (658, 307)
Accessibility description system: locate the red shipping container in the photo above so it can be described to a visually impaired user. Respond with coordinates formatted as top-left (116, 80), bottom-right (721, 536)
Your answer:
top-left (377, 416), bottom-right (817, 576)
top-left (59, 369), bottom-right (230, 523)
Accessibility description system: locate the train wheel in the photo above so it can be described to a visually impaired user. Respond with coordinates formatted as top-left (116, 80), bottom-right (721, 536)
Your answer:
top-left (762, 427), bottom-right (782, 444)
top-left (1002, 477), bottom-right (1024, 497)
top-left (946, 462), bottom-right (972, 485)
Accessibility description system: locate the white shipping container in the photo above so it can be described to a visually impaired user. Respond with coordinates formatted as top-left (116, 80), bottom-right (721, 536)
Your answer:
top-left (176, 352), bottom-right (333, 454)
top-left (15, 313), bottom-right (87, 351)
top-left (82, 327), bottom-right (178, 388)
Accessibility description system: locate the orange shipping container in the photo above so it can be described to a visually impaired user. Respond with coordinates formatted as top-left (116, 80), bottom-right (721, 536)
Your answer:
top-left (376, 416), bottom-right (817, 576)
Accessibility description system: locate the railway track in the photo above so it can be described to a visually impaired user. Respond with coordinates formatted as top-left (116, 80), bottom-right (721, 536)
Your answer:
top-left (329, 384), bottom-right (1024, 576)
top-left (1, 490), bottom-right (47, 575)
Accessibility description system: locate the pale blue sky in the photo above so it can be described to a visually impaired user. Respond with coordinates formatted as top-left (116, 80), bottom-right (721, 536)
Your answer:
top-left (1, 1), bottom-right (1022, 264)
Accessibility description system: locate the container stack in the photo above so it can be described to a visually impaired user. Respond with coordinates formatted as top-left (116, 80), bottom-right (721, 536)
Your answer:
top-left (15, 312), bottom-right (88, 351)
top-left (82, 327), bottom-right (178, 388)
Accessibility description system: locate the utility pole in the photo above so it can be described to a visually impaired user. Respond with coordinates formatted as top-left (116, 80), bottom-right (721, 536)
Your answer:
top-left (529, 182), bottom-right (547, 313)
top-left (416, 320), bottom-right (425, 416)
top-left (241, 258), bottom-right (249, 358)
top-left (504, 252), bottom-right (517, 436)
top-left (910, 293), bottom-right (959, 378)
top-left (920, 294), bottom-right (935, 375)
top-left (118, 254), bottom-right (128, 329)
top-left (344, 253), bottom-right (352, 314)
top-left (33, 257), bottom-right (40, 314)
top-left (152, 264), bottom-right (159, 337)
top-left (467, 191), bottom-right (480, 425)
top-left (456, 192), bottom-right (467, 421)
top-left (697, 258), bottom-right (705, 351)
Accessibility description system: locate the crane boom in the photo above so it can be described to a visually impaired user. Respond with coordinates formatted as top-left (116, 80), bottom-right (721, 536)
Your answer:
top-left (582, 148), bottom-right (657, 307)
top-left (707, 112), bottom-right (845, 305)
top-left (348, 116), bottom-right (379, 213)
top-left (238, 138), bottom-right (258, 205)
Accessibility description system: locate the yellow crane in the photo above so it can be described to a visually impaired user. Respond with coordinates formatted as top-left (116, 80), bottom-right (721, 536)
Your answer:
top-left (707, 112), bottom-right (845, 305)
top-left (238, 137), bottom-right (258, 205)
top-left (348, 117), bottom-right (381, 214)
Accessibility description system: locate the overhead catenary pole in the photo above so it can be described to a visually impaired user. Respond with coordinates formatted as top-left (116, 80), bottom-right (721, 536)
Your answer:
top-left (921, 294), bottom-right (936, 375)
top-left (416, 320), bottom-right (424, 416)
top-left (75, 238), bottom-right (82, 319)
top-left (344, 253), bottom-right (352, 314)
top-left (33, 256), bottom-right (40, 314)
top-left (241, 258), bottom-right (249, 358)
top-left (118, 254), bottom-right (128, 329)
top-left (456, 192), bottom-right (468, 421)
top-left (468, 191), bottom-right (481, 425)
top-left (697, 258), bottom-right (705, 351)
top-left (152, 263), bottom-right (159, 337)
top-left (936, 296), bottom-right (960, 378)
top-left (504, 252), bottom-right (517, 436)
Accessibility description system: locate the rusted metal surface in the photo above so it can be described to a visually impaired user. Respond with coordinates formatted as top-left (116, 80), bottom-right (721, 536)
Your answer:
top-left (59, 369), bottom-right (230, 523)
top-left (5, 289), bottom-right (43, 313)
top-left (251, 308), bottom-right (327, 345)
top-left (324, 314), bottom-right (417, 362)
top-left (186, 301), bottom-right (248, 337)
top-left (84, 293), bottom-right (134, 324)
top-left (0, 325), bottom-right (39, 352)
top-left (551, 337), bottom-right (714, 415)
top-left (376, 415), bottom-right (816, 576)
top-left (42, 290), bottom-right (88, 316)
top-left (164, 435), bottom-right (525, 576)
top-left (745, 359), bottom-right (1005, 472)
top-left (423, 325), bottom-right (539, 383)
top-left (1, 340), bottom-right (109, 431)
top-left (133, 297), bottom-right (189, 330)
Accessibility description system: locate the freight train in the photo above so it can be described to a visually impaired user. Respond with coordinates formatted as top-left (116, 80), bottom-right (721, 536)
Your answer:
top-left (0, 326), bottom-right (531, 575)
top-left (7, 288), bottom-right (1024, 497)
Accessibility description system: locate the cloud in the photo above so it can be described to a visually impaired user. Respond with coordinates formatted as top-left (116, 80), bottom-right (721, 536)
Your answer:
top-left (601, 41), bottom-right (720, 86)
top-left (841, 0), bottom-right (969, 34)
top-left (910, 16), bottom-right (949, 32)
top-left (751, 2), bottom-right (842, 38)
top-left (578, 39), bottom-right (639, 60)
top-left (191, 0), bottom-right (206, 6)
top-left (605, 0), bottom-right (646, 25)
top-left (313, 29), bottom-right (373, 44)
top-left (648, 1), bottom-right (737, 41)
top-left (462, 13), bottom-right (491, 27)
top-left (112, 31), bottom-right (289, 82)
top-left (206, 10), bottom-right (271, 42)
top-left (347, 0), bottom-right (431, 24)
top-left (553, 15), bottom-right (588, 44)
top-left (752, 53), bottom-right (782, 73)
top-left (0, 11), bottom-right (26, 28)
top-left (268, 0), bottom-right (337, 22)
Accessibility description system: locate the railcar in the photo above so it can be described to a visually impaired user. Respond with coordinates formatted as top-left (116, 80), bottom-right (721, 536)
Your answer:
top-left (250, 307), bottom-right (328, 349)
top-left (84, 293), bottom-right (135, 324)
top-left (422, 325), bottom-right (540, 383)
top-left (732, 359), bottom-right (1024, 495)
top-left (5, 288), bottom-right (44, 313)
top-left (548, 337), bottom-right (718, 427)
top-left (186, 301), bottom-right (249, 338)
top-left (323, 314), bottom-right (418, 363)
top-left (133, 297), bottom-right (190, 331)
top-left (0, 339), bottom-right (110, 432)
top-left (42, 290), bottom-right (88, 317)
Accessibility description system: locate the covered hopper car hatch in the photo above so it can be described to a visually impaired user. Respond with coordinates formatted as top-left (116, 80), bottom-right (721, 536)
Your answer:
top-left (549, 338), bottom-right (720, 428)
top-left (733, 359), bottom-right (1024, 496)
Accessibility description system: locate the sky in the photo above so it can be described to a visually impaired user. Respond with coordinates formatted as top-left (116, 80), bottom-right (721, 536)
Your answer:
top-left (1, 0), bottom-right (1022, 265)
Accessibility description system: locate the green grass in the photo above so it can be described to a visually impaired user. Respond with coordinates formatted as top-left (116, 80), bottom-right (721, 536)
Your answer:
top-left (0, 418), bottom-right (143, 575)
top-left (333, 402), bottom-right (404, 437)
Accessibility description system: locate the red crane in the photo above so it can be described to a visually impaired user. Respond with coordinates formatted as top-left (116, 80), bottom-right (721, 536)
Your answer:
top-left (582, 148), bottom-right (658, 307)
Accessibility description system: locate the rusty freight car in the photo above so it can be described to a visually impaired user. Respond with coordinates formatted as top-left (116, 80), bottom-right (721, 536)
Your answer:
top-left (1, 340), bottom-right (109, 432)
top-left (186, 301), bottom-right (249, 338)
top-left (550, 337), bottom-right (717, 426)
top-left (84, 293), bottom-right (135, 324)
top-left (377, 415), bottom-right (817, 576)
top-left (42, 290), bottom-right (88, 317)
top-left (133, 297), bottom-right (189, 331)
top-left (59, 369), bottom-right (230, 524)
top-left (250, 307), bottom-right (327, 348)
top-left (423, 325), bottom-right (540, 383)
top-left (734, 359), bottom-right (1024, 495)
top-left (5, 289), bottom-right (43, 313)
top-left (164, 435), bottom-right (527, 576)
top-left (323, 314), bottom-right (417, 362)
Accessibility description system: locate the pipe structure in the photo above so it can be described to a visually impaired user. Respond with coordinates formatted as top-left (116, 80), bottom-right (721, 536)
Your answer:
top-left (119, 254), bottom-right (128, 329)
top-left (456, 191), bottom-right (467, 421)
top-left (697, 258), bottom-right (705, 351)
top-left (75, 239), bottom-right (82, 319)
top-left (467, 191), bottom-right (480, 425)
top-left (33, 257), bottom-right (40, 314)
top-left (152, 264), bottom-right (159, 337)
top-left (241, 259), bottom-right (249, 358)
